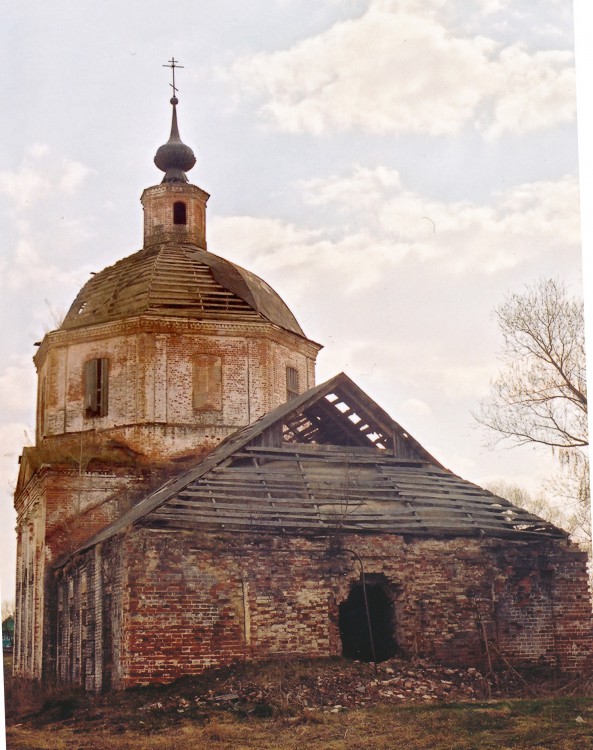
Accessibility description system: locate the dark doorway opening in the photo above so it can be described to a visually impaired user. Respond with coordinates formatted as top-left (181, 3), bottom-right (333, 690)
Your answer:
top-left (339, 580), bottom-right (397, 662)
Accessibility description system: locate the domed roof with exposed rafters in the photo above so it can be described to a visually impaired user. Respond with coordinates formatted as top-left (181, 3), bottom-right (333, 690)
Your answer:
top-left (61, 243), bottom-right (305, 336)
top-left (61, 80), bottom-right (307, 339)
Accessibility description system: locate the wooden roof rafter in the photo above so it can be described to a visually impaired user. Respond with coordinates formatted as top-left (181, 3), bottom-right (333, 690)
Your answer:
top-left (144, 445), bottom-right (566, 539)
top-left (277, 380), bottom-right (420, 456)
top-left (53, 373), bottom-right (568, 570)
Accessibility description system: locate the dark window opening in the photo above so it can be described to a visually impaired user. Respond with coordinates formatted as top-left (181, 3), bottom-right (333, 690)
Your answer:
top-left (286, 366), bottom-right (299, 401)
top-left (84, 358), bottom-right (109, 418)
top-left (173, 201), bottom-right (187, 225)
top-left (339, 580), bottom-right (397, 662)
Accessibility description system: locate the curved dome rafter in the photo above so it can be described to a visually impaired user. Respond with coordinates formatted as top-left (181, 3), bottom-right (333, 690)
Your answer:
top-left (61, 243), bottom-right (306, 337)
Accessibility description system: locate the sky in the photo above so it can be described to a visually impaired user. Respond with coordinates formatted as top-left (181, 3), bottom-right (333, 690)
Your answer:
top-left (0, 0), bottom-right (590, 604)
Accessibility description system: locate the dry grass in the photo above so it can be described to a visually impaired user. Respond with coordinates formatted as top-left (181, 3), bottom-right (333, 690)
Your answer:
top-left (5, 656), bottom-right (593, 749)
top-left (6, 698), bottom-right (593, 749)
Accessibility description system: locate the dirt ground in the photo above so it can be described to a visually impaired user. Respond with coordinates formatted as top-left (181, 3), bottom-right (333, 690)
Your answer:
top-left (4, 655), bottom-right (593, 749)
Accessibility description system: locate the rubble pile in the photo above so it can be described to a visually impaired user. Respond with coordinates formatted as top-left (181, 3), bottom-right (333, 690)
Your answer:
top-left (17, 656), bottom-right (589, 733)
top-left (138, 657), bottom-right (525, 717)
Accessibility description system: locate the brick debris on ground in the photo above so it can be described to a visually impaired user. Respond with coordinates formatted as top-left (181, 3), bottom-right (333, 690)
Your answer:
top-left (158, 658), bottom-right (548, 714)
top-left (11, 656), bottom-right (590, 735)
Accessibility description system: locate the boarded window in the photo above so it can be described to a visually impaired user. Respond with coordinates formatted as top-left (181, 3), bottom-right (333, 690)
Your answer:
top-left (193, 355), bottom-right (222, 411)
top-left (173, 201), bottom-right (187, 225)
top-left (84, 358), bottom-right (109, 418)
top-left (286, 366), bottom-right (299, 401)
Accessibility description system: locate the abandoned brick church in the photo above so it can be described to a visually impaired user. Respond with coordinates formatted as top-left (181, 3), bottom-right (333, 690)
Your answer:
top-left (13, 86), bottom-right (593, 691)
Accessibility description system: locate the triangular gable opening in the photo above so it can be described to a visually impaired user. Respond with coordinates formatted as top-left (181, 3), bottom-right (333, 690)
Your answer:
top-left (284, 390), bottom-right (391, 450)
top-left (53, 372), bottom-right (567, 568)
top-left (251, 374), bottom-right (434, 464)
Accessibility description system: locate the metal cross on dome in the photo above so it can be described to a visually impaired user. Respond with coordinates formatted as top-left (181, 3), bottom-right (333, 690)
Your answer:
top-left (163, 57), bottom-right (184, 98)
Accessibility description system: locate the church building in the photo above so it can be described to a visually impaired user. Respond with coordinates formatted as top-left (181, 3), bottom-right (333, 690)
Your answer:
top-left (13, 81), bottom-right (592, 691)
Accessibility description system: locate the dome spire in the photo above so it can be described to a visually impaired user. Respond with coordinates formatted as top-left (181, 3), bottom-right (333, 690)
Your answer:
top-left (154, 58), bottom-right (196, 183)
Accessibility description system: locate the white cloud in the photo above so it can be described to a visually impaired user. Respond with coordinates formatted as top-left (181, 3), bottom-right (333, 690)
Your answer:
top-left (57, 160), bottom-right (91, 194)
top-left (0, 164), bottom-right (51, 212)
top-left (333, 339), bottom-right (496, 400)
top-left (0, 356), bottom-right (36, 417)
top-left (226, 0), bottom-right (575, 137)
top-left (400, 397), bottom-right (432, 416)
top-left (0, 144), bottom-right (91, 212)
top-left (475, 0), bottom-right (509, 12)
top-left (214, 168), bottom-right (579, 285)
top-left (0, 236), bottom-right (92, 293)
top-left (481, 46), bottom-right (576, 138)
top-left (0, 145), bottom-right (95, 294)
top-left (210, 168), bottom-right (581, 427)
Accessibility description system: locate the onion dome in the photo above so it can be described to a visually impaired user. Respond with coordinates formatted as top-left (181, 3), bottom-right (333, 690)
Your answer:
top-left (154, 97), bottom-right (196, 183)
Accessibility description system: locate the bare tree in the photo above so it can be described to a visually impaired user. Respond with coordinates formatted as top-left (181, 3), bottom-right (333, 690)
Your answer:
top-left (543, 450), bottom-right (591, 543)
top-left (484, 478), bottom-right (591, 546)
top-left (476, 279), bottom-right (590, 542)
top-left (477, 278), bottom-right (587, 450)
top-left (484, 480), bottom-right (564, 527)
top-left (2, 599), bottom-right (15, 620)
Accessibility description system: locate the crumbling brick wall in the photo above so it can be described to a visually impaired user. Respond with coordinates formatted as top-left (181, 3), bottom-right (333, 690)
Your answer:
top-left (34, 318), bottom-right (319, 462)
top-left (54, 536), bottom-right (125, 691)
top-left (13, 462), bottom-right (155, 682)
top-left (53, 528), bottom-right (593, 690)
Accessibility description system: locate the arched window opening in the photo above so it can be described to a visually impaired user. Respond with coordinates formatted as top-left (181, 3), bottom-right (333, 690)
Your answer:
top-left (339, 579), bottom-right (397, 662)
top-left (173, 201), bottom-right (187, 225)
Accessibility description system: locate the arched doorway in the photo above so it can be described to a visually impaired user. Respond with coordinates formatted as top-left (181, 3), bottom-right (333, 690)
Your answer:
top-left (339, 579), bottom-right (397, 662)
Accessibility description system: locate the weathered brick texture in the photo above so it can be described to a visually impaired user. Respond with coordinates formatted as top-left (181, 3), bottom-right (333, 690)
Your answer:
top-left (12, 464), bottom-right (155, 681)
top-left (14, 128), bottom-right (592, 695)
top-left (141, 183), bottom-right (209, 249)
top-left (54, 529), bottom-right (593, 690)
top-left (16, 306), bottom-right (318, 684)
top-left (33, 318), bottom-right (318, 461)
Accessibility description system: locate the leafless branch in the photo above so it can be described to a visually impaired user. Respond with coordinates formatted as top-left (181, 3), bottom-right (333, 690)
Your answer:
top-left (475, 279), bottom-right (587, 450)
top-left (475, 279), bottom-right (590, 540)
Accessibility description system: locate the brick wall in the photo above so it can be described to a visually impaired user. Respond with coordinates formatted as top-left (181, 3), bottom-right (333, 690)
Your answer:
top-left (13, 483), bottom-right (46, 679)
top-left (34, 317), bottom-right (319, 462)
top-left (54, 536), bottom-right (126, 691)
top-left (19, 305), bottom-right (318, 682)
top-left (13, 462), bottom-right (160, 680)
top-left (141, 183), bottom-right (209, 248)
top-left (53, 528), bottom-right (593, 690)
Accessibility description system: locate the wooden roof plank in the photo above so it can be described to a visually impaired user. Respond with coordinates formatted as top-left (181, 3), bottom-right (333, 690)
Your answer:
top-left (159, 498), bottom-right (543, 525)
top-left (53, 373), bottom-right (566, 569)
top-left (145, 511), bottom-right (564, 538)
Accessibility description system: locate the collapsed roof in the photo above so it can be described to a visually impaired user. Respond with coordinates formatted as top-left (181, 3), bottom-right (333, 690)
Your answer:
top-left (56, 373), bottom-right (566, 567)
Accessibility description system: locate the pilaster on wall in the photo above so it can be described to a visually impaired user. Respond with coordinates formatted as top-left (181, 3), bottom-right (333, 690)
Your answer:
top-left (13, 461), bottom-right (160, 682)
top-left (33, 318), bottom-right (318, 463)
top-left (13, 500), bottom-right (45, 680)
top-left (546, 547), bottom-right (593, 672)
top-left (51, 529), bottom-right (593, 690)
